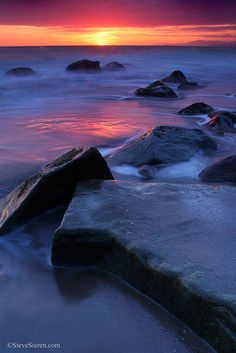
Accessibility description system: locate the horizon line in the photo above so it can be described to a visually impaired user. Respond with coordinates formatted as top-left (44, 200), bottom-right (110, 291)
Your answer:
top-left (0, 44), bottom-right (236, 48)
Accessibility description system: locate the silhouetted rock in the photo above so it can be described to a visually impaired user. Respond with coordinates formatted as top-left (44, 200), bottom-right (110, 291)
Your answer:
top-left (178, 102), bottom-right (214, 115)
top-left (135, 80), bottom-right (177, 98)
top-left (5, 67), bottom-right (35, 77)
top-left (206, 115), bottom-right (235, 135)
top-left (0, 147), bottom-right (113, 234)
top-left (108, 126), bottom-right (216, 166)
top-left (162, 70), bottom-right (187, 83)
top-left (199, 155), bottom-right (236, 183)
top-left (66, 60), bottom-right (101, 73)
top-left (51, 179), bottom-right (236, 353)
top-left (178, 82), bottom-right (199, 90)
top-left (103, 62), bottom-right (126, 71)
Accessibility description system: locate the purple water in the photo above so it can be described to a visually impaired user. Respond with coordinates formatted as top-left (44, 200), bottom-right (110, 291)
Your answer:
top-left (0, 46), bottom-right (235, 352)
top-left (0, 46), bottom-right (236, 192)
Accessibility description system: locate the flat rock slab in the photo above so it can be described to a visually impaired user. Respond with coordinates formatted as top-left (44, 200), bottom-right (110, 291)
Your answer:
top-left (0, 147), bottom-right (113, 234)
top-left (52, 180), bottom-right (236, 353)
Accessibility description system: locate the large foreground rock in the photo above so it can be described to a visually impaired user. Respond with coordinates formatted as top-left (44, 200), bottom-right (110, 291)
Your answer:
top-left (5, 67), bottom-right (35, 77)
top-left (52, 180), bottom-right (236, 353)
top-left (178, 102), bottom-right (214, 115)
top-left (199, 155), bottom-right (236, 183)
top-left (0, 148), bottom-right (113, 234)
top-left (108, 126), bottom-right (217, 166)
top-left (66, 60), bottom-right (101, 73)
top-left (135, 80), bottom-right (177, 98)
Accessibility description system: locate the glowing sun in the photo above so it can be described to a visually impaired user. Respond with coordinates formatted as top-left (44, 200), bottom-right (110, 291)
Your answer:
top-left (93, 31), bottom-right (115, 46)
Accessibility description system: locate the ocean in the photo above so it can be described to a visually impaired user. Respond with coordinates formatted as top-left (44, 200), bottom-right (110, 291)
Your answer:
top-left (0, 45), bottom-right (235, 352)
top-left (0, 46), bottom-right (236, 193)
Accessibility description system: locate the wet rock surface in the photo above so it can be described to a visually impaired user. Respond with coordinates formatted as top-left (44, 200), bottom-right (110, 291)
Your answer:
top-left (52, 180), bottom-right (236, 353)
top-left (0, 147), bottom-right (113, 234)
top-left (178, 102), bottom-right (214, 115)
top-left (135, 80), bottom-right (178, 98)
top-left (103, 62), bottom-right (126, 71)
top-left (5, 67), bottom-right (35, 77)
top-left (108, 126), bottom-right (217, 166)
top-left (66, 60), bottom-right (101, 73)
top-left (199, 155), bottom-right (236, 183)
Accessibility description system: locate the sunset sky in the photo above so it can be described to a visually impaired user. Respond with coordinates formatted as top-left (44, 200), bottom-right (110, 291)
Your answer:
top-left (0, 0), bottom-right (235, 46)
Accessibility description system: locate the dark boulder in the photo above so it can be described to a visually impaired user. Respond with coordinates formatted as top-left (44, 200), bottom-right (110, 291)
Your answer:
top-left (0, 147), bottom-right (113, 234)
top-left (162, 70), bottom-right (187, 84)
top-left (108, 126), bottom-right (217, 166)
top-left (5, 67), bottom-right (35, 77)
top-left (66, 60), bottom-right (101, 73)
top-left (208, 110), bottom-right (236, 123)
top-left (135, 80), bottom-right (177, 98)
top-left (178, 82), bottom-right (199, 90)
top-left (178, 102), bottom-right (214, 115)
top-left (206, 115), bottom-right (235, 135)
top-left (199, 155), bottom-right (236, 183)
top-left (103, 62), bottom-right (126, 71)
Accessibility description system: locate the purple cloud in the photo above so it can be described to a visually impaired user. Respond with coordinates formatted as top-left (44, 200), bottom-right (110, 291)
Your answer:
top-left (0, 0), bottom-right (235, 27)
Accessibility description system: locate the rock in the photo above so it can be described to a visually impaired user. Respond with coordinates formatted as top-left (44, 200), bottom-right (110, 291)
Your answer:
top-left (0, 147), bottom-right (113, 234)
top-left (178, 82), bottom-right (199, 90)
top-left (51, 180), bottom-right (236, 353)
top-left (178, 102), bottom-right (214, 115)
top-left (103, 62), bottom-right (126, 71)
top-left (162, 70), bottom-right (187, 83)
top-left (66, 60), bottom-right (101, 73)
top-left (138, 165), bottom-right (156, 180)
top-left (209, 110), bottom-right (236, 123)
top-left (5, 67), bottom-right (35, 77)
top-left (135, 80), bottom-right (177, 98)
top-left (206, 115), bottom-right (235, 134)
top-left (199, 155), bottom-right (236, 183)
top-left (108, 126), bottom-right (217, 166)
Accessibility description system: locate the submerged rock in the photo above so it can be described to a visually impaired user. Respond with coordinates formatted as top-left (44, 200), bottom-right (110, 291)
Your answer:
top-left (178, 102), bottom-right (214, 115)
top-left (51, 180), bottom-right (236, 353)
top-left (0, 147), bottom-right (113, 234)
top-left (135, 80), bottom-right (177, 98)
top-left (108, 126), bottom-right (217, 166)
top-left (208, 110), bottom-right (236, 123)
top-left (206, 115), bottom-right (235, 135)
top-left (162, 70), bottom-right (187, 83)
top-left (199, 155), bottom-right (236, 183)
top-left (138, 165), bottom-right (156, 180)
top-left (177, 82), bottom-right (199, 90)
top-left (66, 60), bottom-right (101, 73)
top-left (103, 62), bottom-right (126, 71)
top-left (5, 67), bottom-right (35, 77)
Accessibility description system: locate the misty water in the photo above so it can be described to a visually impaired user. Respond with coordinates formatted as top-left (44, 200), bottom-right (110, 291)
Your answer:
top-left (0, 46), bottom-right (235, 352)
